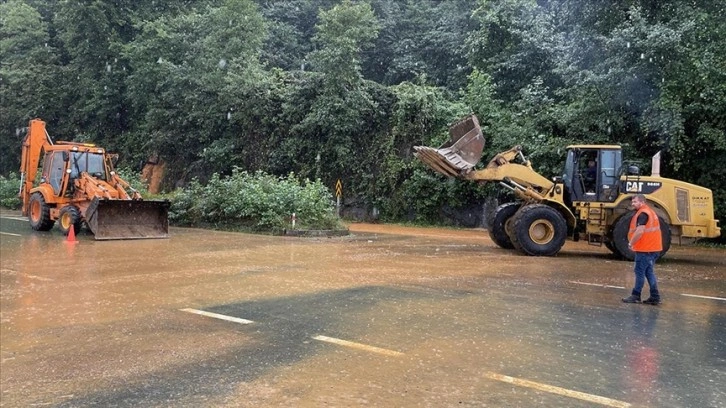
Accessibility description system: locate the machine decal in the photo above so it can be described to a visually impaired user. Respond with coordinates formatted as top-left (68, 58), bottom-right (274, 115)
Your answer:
top-left (623, 181), bottom-right (662, 194)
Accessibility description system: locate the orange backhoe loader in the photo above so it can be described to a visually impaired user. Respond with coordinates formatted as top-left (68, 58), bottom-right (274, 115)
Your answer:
top-left (19, 119), bottom-right (169, 240)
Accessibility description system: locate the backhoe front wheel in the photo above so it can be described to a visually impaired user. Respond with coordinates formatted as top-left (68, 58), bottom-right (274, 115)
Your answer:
top-left (29, 193), bottom-right (55, 231)
top-left (58, 206), bottom-right (83, 235)
top-left (510, 204), bottom-right (567, 256)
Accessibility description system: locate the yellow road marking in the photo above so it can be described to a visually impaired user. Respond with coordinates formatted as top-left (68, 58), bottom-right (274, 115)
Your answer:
top-left (180, 308), bottom-right (254, 324)
top-left (484, 372), bottom-right (631, 408)
top-left (313, 335), bottom-right (404, 357)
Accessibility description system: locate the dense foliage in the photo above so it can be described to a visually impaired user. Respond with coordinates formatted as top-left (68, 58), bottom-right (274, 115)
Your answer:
top-left (169, 170), bottom-right (341, 232)
top-left (0, 173), bottom-right (22, 209)
top-left (1, 0), bottom-right (724, 233)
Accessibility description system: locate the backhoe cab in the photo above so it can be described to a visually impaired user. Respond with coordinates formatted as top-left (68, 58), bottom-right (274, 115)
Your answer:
top-left (414, 115), bottom-right (720, 259)
top-left (19, 119), bottom-right (169, 240)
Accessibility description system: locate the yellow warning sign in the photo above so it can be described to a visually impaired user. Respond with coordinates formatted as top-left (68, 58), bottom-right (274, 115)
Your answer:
top-left (335, 179), bottom-right (342, 198)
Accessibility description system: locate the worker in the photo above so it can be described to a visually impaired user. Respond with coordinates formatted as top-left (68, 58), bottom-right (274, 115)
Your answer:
top-left (622, 194), bottom-right (662, 305)
top-left (584, 159), bottom-right (597, 192)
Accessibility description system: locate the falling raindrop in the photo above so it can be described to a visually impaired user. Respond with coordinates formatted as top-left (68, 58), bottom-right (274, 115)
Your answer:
top-left (640, 53), bottom-right (645, 59)
top-left (626, 42), bottom-right (631, 48)
top-left (227, 112), bottom-right (232, 120)
top-left (106, 64), bottom-right (112, 73)
top-left (157, 57), bottom-right (163, 64)
top-left (219, 59), bottom-right (227, 69)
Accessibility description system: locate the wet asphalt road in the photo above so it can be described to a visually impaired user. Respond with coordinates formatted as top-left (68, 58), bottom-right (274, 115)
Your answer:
top-left (1, 212), bottom-right (724, 407)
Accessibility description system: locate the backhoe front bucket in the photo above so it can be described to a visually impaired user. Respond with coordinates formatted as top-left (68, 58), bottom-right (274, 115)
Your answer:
top-left (85, 198), bottom-right (170, 240)
top-left (413, 115), bottom-right (485, 177)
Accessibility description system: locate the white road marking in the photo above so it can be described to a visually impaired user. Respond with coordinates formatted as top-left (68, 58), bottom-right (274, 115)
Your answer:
top-left (569, 281), bottom-right (625, 289)
top-left (484, 372), bottom-right (631, 408)
top-left (0, 269), bottom-right (54, 282)
top-left (571, 282), bottom-right (724, 301)
top-left (313, 335), bottom-right (404, 357)
top-left (0, 231), bottom-right (21, 237)
top-left (180, 308), bottom-right (254, 324)
top-left (681, 293), bottom-right (726, 301)
top-left (0, 216), bottom-right (27, 221)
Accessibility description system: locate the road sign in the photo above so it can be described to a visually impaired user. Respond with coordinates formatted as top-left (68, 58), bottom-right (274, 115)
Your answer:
top-left (335, 179), bottom-right (342, 198)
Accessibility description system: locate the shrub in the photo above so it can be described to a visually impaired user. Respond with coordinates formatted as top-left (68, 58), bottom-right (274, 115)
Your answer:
top-left (0, 173), bottom-right (22, 209)
top-left (169, 169), bottom-right (342, 232)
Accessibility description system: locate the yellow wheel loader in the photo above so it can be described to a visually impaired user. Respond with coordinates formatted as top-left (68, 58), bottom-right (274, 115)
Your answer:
top-left (414, 115), bottom-right (720, 259)
top-left (19, 119), bottom-right (169, 240)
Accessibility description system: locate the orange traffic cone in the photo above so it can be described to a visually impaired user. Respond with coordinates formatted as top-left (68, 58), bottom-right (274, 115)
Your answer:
top-left (66, 224), bottom-right (78, 243)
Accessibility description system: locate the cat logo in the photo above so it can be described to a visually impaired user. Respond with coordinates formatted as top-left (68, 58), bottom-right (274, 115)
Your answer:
top-left (626, 181), bottom-right (643, 192)
top-left (623, 181), bottom-right (662, 194)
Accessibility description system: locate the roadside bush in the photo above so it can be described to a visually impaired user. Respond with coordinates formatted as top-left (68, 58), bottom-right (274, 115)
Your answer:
top-left (115, 167), bottom-right (158, 199)
top-left (169, 169), bottom-right (342, 232)
top-left (0, 173), bottom-right (22, 209)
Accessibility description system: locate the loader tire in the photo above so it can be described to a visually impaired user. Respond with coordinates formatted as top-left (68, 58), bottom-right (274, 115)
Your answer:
top-left (58, 206), bottom-right (83, 236)
top-left (488, 202), bottom-right (520, 249)
top-left (610, 212), bottom-right (671, 261)
top-left (29, 193), bottom-right (54, 231)
top-left (511, 204), bottom-right (567, 256)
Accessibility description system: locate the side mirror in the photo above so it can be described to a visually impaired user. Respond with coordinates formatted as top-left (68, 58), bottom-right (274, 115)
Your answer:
top-left (62, 151), bottom-right (70, 162)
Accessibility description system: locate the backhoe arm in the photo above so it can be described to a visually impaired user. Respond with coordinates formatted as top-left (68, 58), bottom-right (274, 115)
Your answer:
top-left (19, 119), bottom-right (53, 215)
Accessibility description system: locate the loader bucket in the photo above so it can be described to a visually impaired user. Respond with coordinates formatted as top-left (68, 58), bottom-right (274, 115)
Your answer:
top-left (85, 198), bottom-right (170, 240)
top-left (413, 115), bottom-right (485, 177)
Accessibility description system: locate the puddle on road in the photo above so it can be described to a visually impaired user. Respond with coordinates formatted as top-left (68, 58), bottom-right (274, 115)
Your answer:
top-left (1, 215), bottom-right (724, 407)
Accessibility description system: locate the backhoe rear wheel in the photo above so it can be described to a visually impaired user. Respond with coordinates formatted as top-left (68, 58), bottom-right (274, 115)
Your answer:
top-left (58, 206), bottom-right (83, 235)
top-left (29, 192), bottom-right (54, 231)
top-left (510, 204), bottom-right (567, 256)
top-left (487, 202), bottom-right (520, 249)
top-left (610, 212), bottom-right (672, 261)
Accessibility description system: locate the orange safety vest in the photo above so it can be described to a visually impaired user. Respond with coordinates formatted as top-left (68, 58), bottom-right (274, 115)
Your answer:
top-left (628, 205), bottom-right (663, 252)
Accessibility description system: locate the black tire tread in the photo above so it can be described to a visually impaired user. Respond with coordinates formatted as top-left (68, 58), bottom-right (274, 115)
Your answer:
top-left (487, 202), bottom-right (520, 249)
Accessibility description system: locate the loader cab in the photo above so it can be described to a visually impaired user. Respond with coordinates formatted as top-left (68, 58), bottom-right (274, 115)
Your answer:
top-left (40, 144), bottom-right (109, 197)
top-left (42, 150), bottom-right (68, 196)
top-left (69, 150), bottom-right (108, 180)
top-left (562, 145), bottom-right (622, 205)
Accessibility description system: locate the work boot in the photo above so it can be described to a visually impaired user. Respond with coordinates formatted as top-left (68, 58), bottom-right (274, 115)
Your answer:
top-left (642, 297), bottom-right (661, 305)
top-left (621, 295), bottom-right (641, 303)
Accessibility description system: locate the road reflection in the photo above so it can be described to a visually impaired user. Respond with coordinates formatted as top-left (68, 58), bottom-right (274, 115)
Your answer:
top-left (622, 307), bottom-right (660, 406)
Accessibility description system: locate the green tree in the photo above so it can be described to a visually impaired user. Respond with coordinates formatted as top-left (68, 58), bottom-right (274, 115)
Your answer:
top-left (0, 0), bottom-right (60, 174)
top-left (123, 0), bottom-right (268, 186)
top-left (284, 1), bottom-right (381, 187)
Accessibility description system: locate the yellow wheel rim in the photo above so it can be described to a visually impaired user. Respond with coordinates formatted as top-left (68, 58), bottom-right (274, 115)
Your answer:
top-left (60, 212), bottom-right (72, 229)
top-left (529, 219), bottom-right (555, 244)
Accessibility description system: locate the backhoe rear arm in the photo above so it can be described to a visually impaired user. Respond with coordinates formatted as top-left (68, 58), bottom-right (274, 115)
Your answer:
top-left (19, 120), bottom-right (53, 215)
